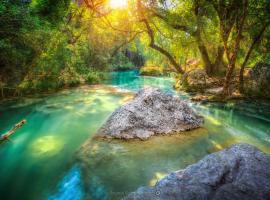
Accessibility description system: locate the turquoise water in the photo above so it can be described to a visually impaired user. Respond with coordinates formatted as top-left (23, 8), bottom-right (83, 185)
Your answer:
top-left (0, 71), bottom-right (269, 200)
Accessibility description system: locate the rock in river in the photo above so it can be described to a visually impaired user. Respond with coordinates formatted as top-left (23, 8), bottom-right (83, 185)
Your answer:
top-left (98, 87), bottom-right (203, 140)
top-left (124, 143), bottom-right (270, 200)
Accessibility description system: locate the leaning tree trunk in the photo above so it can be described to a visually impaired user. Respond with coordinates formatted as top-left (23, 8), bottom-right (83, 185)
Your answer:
top-left (239, 23), bottom-right (269, 92)
top-left (195, 29), bottom-right (213, 75)
top-left (140, 15), bottom-right (184, 74)
top-left (197, 43), bottom-right (213, 75)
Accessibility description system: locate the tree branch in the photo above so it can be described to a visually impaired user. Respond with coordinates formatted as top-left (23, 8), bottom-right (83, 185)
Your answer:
top-left (0, 120), bottom-right (27, 142)
top-left (111, 31), bottom-right (143, 57)
top-left (142, 18), bottom-right (184, 74)
top-left (151, 10), bottom-right (193, 35)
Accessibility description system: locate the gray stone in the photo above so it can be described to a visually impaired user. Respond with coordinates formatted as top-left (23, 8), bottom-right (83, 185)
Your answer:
top-left (124, 143), bottom-right (270, 200)
top-left (245, 62), bottom-right (270, 98)
top-left (98, 87), bottom-right (203, 140)
top-left (175, 69), bottom-right (208, 92)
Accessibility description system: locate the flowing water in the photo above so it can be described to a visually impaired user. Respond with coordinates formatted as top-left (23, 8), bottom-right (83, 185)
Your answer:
top-left (0, 71), bottom-right (269, 200)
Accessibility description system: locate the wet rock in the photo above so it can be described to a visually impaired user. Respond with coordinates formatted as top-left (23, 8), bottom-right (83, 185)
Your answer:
top-left (97, 87), bottom-right (203, 140)
top-left (245, 62), bottom-right (270, 99)
top-left (124, 143), bottom-right (270, 200)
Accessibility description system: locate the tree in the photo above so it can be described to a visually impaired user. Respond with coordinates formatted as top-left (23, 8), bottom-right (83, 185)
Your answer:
top-left (136, 0), bottom-right (185, 73)
top-left (209, 0), bottom-right (248, 95)
top-left (238, 0), bottom-right (270, 92)
top-left (149, 0), bottom-right (226, 76)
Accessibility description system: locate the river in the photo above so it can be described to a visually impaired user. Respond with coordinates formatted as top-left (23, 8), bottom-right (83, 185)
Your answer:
top-left (0, 71), bottom-right (269, 200)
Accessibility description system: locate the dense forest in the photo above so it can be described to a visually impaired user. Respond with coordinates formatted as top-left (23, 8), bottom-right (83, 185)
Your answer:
top-left (1, 0), bottom-right (270, 99)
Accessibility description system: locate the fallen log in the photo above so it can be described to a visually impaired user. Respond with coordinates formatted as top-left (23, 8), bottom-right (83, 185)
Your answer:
top-left (0, 119), bottom-right (27, 141)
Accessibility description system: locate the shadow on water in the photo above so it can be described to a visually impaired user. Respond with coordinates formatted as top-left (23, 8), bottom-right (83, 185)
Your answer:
top-left (0, 71), bottom-right (269, 200)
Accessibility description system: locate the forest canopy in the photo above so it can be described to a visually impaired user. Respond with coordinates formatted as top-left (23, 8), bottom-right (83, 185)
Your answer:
top-left (0, 0), bottom-right (270, 98)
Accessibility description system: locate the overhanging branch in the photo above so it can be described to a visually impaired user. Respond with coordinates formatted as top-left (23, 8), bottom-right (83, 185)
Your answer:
top-left (142, 18), bottom-right (184, 74)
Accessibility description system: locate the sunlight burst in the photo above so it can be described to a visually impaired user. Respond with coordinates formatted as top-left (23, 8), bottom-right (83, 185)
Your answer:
top-left (109, 0), bottom-right (128, 9)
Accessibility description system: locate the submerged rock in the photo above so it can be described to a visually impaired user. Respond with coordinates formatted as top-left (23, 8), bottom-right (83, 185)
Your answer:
top-left (76, 128), bottom-right (211, 200)
top-left (124, 143), bottom-right (270, 200)
top-left (97, 87), bottom-right (203, 140)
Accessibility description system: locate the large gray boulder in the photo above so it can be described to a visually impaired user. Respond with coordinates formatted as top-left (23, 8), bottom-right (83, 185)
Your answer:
top-left (98, 87), bottom-right (203, 140)
top-left (245, 62), bottom-right (270, 99)
top-left (124, 143), bottom-right (270, 200)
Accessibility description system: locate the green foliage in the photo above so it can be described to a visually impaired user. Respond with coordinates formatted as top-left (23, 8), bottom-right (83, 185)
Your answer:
top-left (32, 0), bottom-right (71, 22)
top-left (85, 71), bottom-right (106, 84)
top-left (1, 0), bottom-right (270, 98)
top-left (0, 0), bottom-right (39, 83)
top-left (0, 1), bottom-right (141, 98)
top-left (109, 52), bottom-right (135, 71)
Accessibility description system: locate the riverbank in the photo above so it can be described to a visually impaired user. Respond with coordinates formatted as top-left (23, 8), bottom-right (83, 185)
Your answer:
top-left (2, 68), bottom-right (269, 105)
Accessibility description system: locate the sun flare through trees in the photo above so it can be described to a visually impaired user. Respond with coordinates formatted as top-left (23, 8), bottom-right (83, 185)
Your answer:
top-left (108, 0), bottom-right (128, 8)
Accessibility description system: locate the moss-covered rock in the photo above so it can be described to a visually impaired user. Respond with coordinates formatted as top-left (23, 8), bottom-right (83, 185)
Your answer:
top-left (244, 62), bottom-right (270, 99)
top-left (175, 69), bottom-right (208, 92)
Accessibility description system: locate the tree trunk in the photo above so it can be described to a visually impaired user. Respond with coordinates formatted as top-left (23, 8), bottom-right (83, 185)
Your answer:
top-left (223, 54), bottom-right (238, 95)
top-left (213, 46), bottom-right (225, 74)
top-left (223, 0), bottom-right (248, 96)
top-left (197, 43), bottom-right (213, 75)
top-left (239, 23), bottom-right (269, 92)
top-left (194, 1), bottom-right (214, 76)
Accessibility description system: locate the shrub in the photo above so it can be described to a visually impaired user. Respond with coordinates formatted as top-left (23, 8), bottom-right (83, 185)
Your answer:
top-left (85, 72), bottom-right (104, 84)
top-left (59, 67), bottom-right (81, 87)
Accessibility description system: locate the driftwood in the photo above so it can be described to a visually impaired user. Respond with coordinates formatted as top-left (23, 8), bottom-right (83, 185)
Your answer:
top-left (0, 119), bottom-right (27, 141)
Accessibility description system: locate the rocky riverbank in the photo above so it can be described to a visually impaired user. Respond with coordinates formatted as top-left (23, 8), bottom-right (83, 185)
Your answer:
top-left (175, 62), bottom-right (270, 102)
top-left (124, 143), bottom-right (270, 200)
